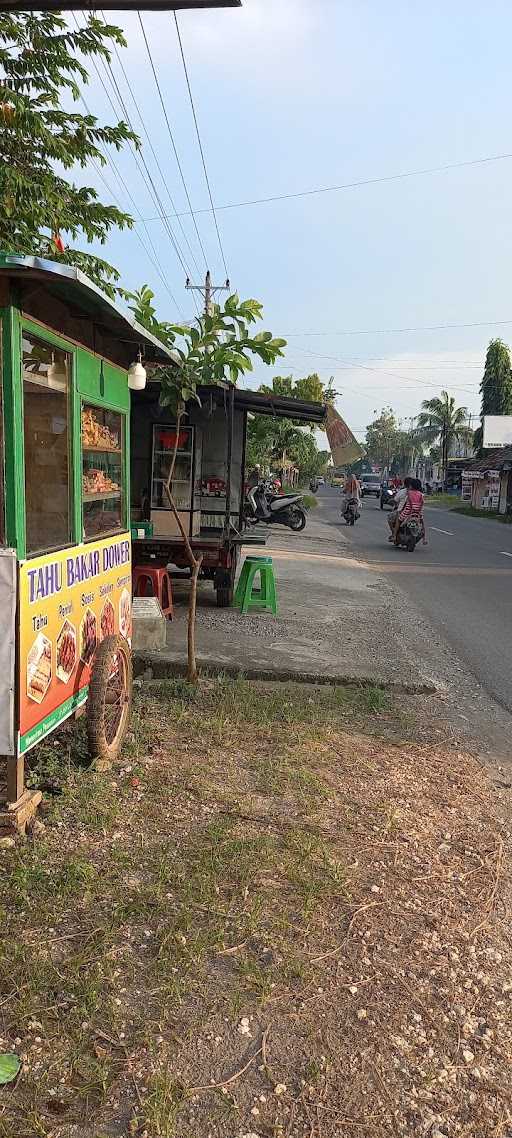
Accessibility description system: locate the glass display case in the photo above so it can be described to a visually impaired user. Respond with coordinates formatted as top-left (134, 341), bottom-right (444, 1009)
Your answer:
top-left (151, 425), bottom-right (193, 511)
top-left (82, 404), bottom-right (124, 539)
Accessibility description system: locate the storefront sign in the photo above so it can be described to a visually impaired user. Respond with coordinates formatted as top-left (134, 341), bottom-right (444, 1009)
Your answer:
top-left (18, 533), bottom-right (131, 755)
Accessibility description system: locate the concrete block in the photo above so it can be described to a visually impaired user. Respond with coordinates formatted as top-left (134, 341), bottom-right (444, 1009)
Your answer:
top-left (132, 596), bottom-right (167, 652)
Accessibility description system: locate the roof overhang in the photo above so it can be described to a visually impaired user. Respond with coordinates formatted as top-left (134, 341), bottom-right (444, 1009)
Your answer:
top-left (214, 386), bottom-right (327, 424)
top-left (0, 254), bottom-right (174, 364)
top-left (0, 1), bottom-right (240, 9)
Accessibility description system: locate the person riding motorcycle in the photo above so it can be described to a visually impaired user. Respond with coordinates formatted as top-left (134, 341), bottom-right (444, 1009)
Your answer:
top-left (341, 474), bottom-right (361, 517)
top-left (389, 477), bottom-right (426, 544)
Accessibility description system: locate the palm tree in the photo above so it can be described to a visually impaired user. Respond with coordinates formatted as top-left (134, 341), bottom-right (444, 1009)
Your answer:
top-left (416, 392), bottom-right (473, 483)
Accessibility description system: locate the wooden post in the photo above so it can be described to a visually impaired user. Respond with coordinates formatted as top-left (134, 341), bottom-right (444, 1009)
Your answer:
top-left (6, 754), bottom-right (24, 804)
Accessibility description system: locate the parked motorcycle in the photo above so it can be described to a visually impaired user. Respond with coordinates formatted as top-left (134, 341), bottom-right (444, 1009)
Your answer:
top-left (342, 496), bottom-right (360, 525)
top-left (244, 480), bottom-right (307, 531)
top-left (395, 516), bottom-right (422, 552)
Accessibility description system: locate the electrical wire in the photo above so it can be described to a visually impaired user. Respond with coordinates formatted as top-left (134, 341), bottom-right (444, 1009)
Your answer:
top-left (88, 156), bottom-right (179, 306)
top-left (100, 11), bottom-right (204, 285)
top-left (139, 149), bottom-right (512, 222)
top-left (173, 11), bottom-right (229, 279)
top-left (86, 46), bottom-right (194, 282)
top-left (284, 345), bottom-right (480, 395)
top-left (284, 317), bottom-right (512, 338)
top-left (78, 77), bottom-right (181, 313)
top-left (137, 12), bottom-right (209, 271)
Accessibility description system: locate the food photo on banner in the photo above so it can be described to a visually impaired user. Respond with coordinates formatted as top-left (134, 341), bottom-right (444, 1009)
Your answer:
top-left (19, 533), bottom-right (131, 754)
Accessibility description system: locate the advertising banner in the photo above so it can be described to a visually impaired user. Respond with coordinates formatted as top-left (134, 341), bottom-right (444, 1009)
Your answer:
top-left (325, 404), bottom-right (364, 468)
top-left (19, 533), bottom-right (131, 755)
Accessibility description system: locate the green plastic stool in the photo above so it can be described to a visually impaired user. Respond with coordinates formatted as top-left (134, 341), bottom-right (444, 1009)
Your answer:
top-left (234, 556), bottom-right (278, 615)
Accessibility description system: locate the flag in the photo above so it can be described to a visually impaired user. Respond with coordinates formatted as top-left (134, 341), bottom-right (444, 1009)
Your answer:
top-left (325, 404), bottom-right (364, 467)
top-left (52, 232), bottom-right (65, 254)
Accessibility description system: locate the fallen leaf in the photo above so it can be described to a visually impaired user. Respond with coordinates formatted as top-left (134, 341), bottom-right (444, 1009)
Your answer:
top-left (0, 1053), bottom-right (20, 1085)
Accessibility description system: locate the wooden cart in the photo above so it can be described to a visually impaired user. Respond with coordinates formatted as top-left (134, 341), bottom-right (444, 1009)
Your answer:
top-left (130, 383), bottom-right (326, 605)
top-left (0, 254), bottom-right (173, 832)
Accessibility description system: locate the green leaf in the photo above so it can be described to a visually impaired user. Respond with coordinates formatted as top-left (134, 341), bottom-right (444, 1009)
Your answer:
top-left (0, 1053), bottom-right (20, 1085)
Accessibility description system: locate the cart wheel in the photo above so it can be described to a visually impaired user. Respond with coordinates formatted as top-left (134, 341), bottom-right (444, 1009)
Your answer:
top-left (87, 635), bottom-right (132, 769)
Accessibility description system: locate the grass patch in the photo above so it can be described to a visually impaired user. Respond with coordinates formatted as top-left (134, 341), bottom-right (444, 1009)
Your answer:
top-left (1, 676), bottom-right (508, 1138)
top-left (452, 505), bottom-right (512, 522)
top-left (424, 493), bottom-right (461, 508)
top-left (302, 492), bottom-right (318, 510)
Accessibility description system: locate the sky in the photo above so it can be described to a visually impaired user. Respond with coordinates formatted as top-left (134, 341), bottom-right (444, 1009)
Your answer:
top-left (73, 0), bottom-right (512, 441)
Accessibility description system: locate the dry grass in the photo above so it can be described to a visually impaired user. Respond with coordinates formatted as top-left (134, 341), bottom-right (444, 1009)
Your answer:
top-left (0, 677), bottom-right (510, 1138)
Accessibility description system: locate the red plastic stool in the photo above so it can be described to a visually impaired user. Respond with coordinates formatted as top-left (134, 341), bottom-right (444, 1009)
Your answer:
top-left (132, 565), bottom-right (173, 620)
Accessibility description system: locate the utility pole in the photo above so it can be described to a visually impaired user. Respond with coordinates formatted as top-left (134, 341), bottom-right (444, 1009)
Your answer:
top-left (186, 270), bottom-right (230, 316)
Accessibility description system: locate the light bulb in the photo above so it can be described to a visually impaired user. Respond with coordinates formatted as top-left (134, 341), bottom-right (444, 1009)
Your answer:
top-left (128, 359), bottom-right (147, 390)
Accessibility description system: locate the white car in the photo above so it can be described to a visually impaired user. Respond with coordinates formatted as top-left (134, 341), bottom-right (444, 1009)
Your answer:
top-left (360, 473), bottom-right (382, 498)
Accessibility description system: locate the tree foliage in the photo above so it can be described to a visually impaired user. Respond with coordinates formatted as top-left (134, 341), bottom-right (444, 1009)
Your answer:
top-left (0, 12), bottom-right (136, 295)
top-left (416, 392), bottom-right (472, 479)
top-left (364, 408), bottom-right (418, 474)
top-left (246, 373), bottom-right (332, 479)
top-left (123, 285), bottom-right (286, 409)
top-left (474, 339), bottom-right (512, 454)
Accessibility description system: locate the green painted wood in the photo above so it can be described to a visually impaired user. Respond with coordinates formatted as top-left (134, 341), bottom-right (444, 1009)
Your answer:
top-left (76, 347), bottom-right (129, 411)
top-left (1, 307), bottom-right (25, 554)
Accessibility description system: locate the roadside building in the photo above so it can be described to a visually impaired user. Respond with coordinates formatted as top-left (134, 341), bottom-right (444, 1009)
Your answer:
top-left (462, 447), bottom-right (512, 514)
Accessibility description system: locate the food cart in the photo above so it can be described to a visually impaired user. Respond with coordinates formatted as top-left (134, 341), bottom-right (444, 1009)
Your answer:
top-left (130, 383), bottom-right (327, 605)
top-left (0, 254), bottom-right (174, 831)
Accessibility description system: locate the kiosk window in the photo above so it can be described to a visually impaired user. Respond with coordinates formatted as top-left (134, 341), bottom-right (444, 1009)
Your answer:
top-left (22, 333), bottom-right (71, 556)
top-left (82, 404), bottom-right (124, 539)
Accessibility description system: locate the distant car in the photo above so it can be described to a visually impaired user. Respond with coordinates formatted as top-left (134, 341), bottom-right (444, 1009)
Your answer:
top-left (317, 477), bottom-right (325, 486)
top-left (360, 473), bottom-right (382, 498)
top-left (380, 482), bottom-right (397, 510)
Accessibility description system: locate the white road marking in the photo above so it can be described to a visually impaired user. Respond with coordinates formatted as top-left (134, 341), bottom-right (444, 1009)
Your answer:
top-left (430, 526), bottom-right (454, 536)
top-left (500, 551), bottom-right (512, 558)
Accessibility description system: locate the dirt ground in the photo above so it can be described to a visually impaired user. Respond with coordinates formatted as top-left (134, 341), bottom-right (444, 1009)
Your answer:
top-left (1, 678), bottom-right (511, 1138)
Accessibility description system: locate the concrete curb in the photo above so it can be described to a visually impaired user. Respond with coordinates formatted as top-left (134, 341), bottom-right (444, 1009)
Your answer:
top-left (133, 653), bottom-right (438, 695)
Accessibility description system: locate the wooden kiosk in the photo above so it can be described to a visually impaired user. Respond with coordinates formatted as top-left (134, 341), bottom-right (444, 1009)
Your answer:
top-left (0, 254), bottom-right (173, 831)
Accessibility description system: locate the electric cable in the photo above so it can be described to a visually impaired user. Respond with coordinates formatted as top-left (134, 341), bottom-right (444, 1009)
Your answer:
top-left (173, 11), bottom-right (229, 278)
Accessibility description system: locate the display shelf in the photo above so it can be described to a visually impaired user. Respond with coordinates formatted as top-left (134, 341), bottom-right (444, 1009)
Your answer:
top-left (83, 445), bottom-right (122, 454)
top-left (83, 490), bottom-right (121, 502)
top-left (153, 449), bottom-right (191, 457)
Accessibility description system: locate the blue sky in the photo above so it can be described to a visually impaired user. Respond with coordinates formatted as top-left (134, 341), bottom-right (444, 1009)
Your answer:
top-left (77, 0), bottom-right (512, 439)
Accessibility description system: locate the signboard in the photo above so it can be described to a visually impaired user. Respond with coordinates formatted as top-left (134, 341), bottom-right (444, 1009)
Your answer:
top-left (325, 404), bottom-right (364, 468)
top-left (483, 415), bottom-right (512, 449)
top-left (0, 1), bottom-right (240, 9)
top-left (18, 533), bottom-right (131, 755)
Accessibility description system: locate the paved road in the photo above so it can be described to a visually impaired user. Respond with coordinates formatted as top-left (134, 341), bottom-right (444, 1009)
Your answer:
top-left (319, 486), bottom-right (512, 715)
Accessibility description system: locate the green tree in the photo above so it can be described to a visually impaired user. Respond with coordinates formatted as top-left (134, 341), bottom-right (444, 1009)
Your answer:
top-left (246, 373), bottom-right (333, 478)
top-left (124, 285), bottom-right (286, 680)
top-left (474, 339), bottom-right (512, 454)
top-left (416, 392), bottom-right (472, 482)
top-left (0, 11), bottom-right (136, 295)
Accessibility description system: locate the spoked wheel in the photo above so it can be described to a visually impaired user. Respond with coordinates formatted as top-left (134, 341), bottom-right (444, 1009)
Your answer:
top-left (87, 634), bottom-right (132, 769)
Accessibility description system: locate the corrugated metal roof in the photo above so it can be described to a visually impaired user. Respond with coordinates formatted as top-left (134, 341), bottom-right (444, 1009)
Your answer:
top-left (464, 446), bottom-right (512, 472)
top-left (0, 254), bottom-right (175, 363)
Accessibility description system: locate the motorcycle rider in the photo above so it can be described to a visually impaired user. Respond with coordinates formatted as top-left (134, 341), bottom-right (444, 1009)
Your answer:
top-left (389, 477), bottom-right (426, 544)
top-left (388, 477), bottom-right (411, 542)
top-left (341, 473), bottom-right (361, 518)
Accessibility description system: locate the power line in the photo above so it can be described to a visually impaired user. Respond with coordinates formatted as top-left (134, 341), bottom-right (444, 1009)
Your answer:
top-left (101, 12), bottom-right (204, 284)
top-left (173, 11), bottom-right (229, 279)
top-left (88, 156), bottom-right (179, 307)
top-left (284, 317), bottom-right (512, 338)
top-left (84, 34), bottom-right (194, 281)
top-left (77, 77), bottom-right (181, 312)
top-left (139, 149), bottom-right (512, 222)
top-left (137, 12), bottom-right (209, 271)
top-left (286, 345), bottom-right (480, 395)
top-left (72, 12), bottom-right (195, 299)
